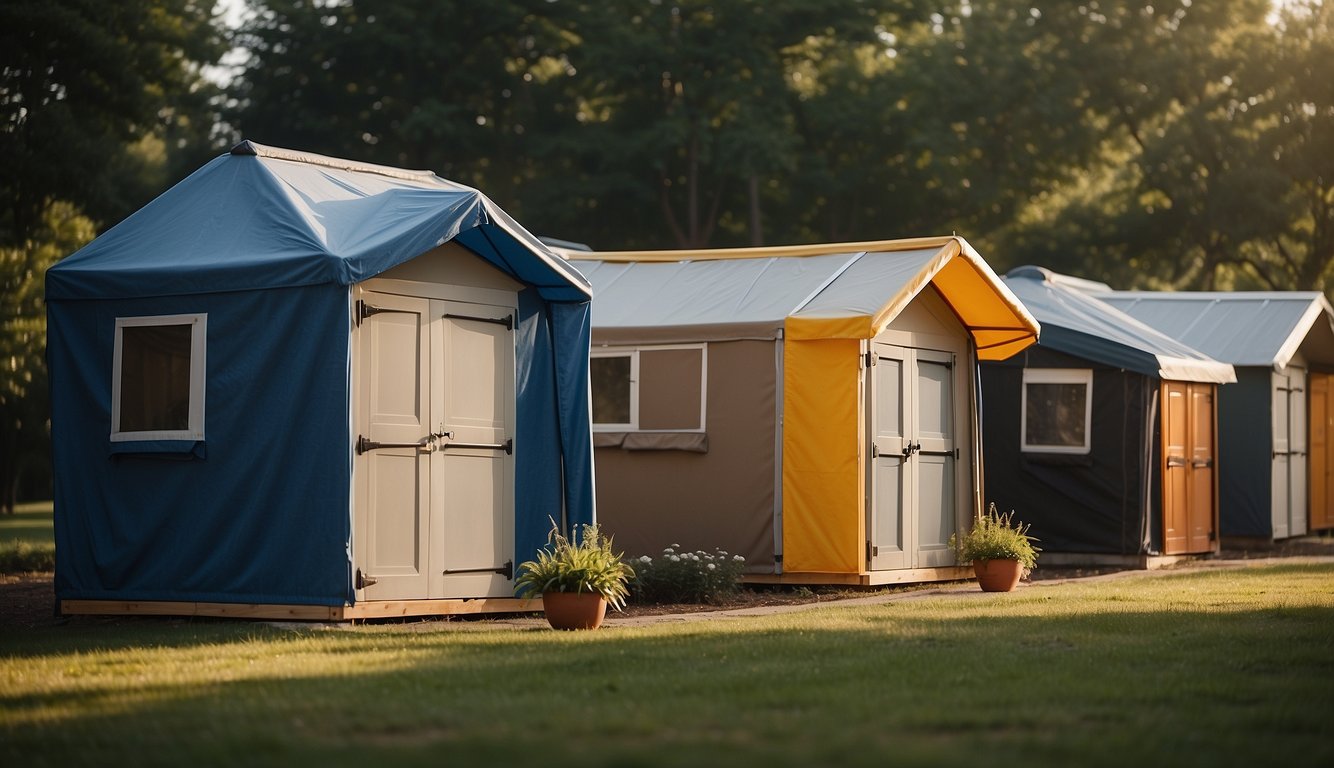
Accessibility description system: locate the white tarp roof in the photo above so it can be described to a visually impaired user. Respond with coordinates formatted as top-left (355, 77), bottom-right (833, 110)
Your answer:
top-left (1004, 267), bottom-right (1236, 383)
top-left (565, 237), bottom-right (1040, 357)
top-left (1098, 291), bottom-right (1334, 369)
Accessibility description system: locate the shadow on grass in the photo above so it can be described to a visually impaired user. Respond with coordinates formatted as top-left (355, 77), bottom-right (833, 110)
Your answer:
top-left (3, 564), bottom-right (1332, 768)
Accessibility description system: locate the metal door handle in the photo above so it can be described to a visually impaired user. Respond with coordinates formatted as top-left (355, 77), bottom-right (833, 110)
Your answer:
top-left (438, 438), bottom-right (514, 455)
top-left (356, 435), bottom-right (433, 454)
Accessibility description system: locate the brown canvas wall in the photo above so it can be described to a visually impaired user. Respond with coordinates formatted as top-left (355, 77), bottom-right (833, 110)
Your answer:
top-left (593, 340), bottom-right (779, 571)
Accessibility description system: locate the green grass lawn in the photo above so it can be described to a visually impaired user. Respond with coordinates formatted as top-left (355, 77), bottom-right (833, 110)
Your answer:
top-left (0, 501), bottom-right (54, 572)
top-left (2, 562), bottom-right (1331, 767)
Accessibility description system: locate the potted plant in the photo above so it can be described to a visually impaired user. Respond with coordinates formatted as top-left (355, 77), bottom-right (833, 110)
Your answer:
top-left (949, 503), bottom-right (1040, 592)
top-left (515, 521), bottom-right (634, 630)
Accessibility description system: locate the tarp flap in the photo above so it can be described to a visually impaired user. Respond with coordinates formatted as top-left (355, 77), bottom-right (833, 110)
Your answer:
top-left (1004, 267), bottom-right (1235, 384)
top-left (48, 141), bottom-right (591, 303)
top-left (51, 285), bottom-right (354, 605)
top-left (781, 338), bottom-right (863, 572)
top-left (1100, 291), bottom-right (1334, 369)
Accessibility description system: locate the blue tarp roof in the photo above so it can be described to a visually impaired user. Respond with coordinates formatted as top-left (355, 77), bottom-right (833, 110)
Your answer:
top-left (48, 141), bottom-right (592, 302)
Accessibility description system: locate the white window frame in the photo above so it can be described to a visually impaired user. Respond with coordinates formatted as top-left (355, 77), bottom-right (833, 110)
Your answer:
top-left (110, 313), bottom-right (207, 442)
top-left (590, 344), bottom-right (707, 433)
top-left (1020, 368), bottom-right (1092, 454)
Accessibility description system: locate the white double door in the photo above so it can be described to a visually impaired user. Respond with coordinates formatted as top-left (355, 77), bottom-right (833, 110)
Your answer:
top-left (868, 343), bottom-right (960, 571)
top-left (353, 289), bottom-right (516, 601)
top-left (1272, 367), bottom-right (1308, 539)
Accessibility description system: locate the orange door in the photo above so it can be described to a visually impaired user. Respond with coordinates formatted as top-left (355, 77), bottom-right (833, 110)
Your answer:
top-left (1162, 382), bottom-right (1190, 554)
top-left (1187, 384), bottom-right (1217, 551)
top-left (1311, 374), bottom-right (1334, 531)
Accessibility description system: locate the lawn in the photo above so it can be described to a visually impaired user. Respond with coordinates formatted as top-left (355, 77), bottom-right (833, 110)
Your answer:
top-left (2, 562), bottom-right (1331, 768)
top-left (0, 501), bottom-right (54, 572)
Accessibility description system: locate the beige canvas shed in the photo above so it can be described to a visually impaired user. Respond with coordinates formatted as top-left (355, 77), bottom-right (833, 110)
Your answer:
top-left (564, 237), bottom-right (1038, 585)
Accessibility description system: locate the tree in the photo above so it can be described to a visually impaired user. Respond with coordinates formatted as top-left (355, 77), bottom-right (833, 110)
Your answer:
top-left (0, 202), bottom-right (94, 514)
top-left (0, 0), bottom-right (226, 244)
top-left (537, 0), bottom-right (912, 249)
top-left (228, 0), bottom-right (579, 208)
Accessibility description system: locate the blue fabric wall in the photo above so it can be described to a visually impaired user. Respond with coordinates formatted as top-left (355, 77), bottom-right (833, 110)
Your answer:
top-left (51, 285), bottom-right (354, 606)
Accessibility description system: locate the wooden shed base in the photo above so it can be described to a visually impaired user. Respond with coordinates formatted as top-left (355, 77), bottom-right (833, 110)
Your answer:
top-left (1036, 552), bottom-right (1210, 570)
top-left (744, 565), bottom-right (973, 587)
top-left (60, 598), bottom-right (543, 622)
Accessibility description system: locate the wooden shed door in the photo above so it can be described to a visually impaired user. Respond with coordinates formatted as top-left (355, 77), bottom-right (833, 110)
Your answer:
top-left (1162, 382), bottom-right (1216, 555)
top-left (1272, 368), bottom-right (1309, 539)
top-left (1310, 373), bottom-right (1334, 531)
top-left (869, 344), bottom-right (957, 571)
top-left (355, 290), bottom-right (515, 602)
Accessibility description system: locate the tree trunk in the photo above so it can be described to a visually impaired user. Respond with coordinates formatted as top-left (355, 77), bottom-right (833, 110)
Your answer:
top-left (748, 174), bottom-right (763, 246)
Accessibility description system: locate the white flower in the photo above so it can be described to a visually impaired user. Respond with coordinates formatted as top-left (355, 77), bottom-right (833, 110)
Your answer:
top-left (671, 543), bottom-right (681, 549)
top-left (639, 555), bottom-right (652, 563)
top-left (718, 550), bottom-right (728, 556)
top-left (706, 563), bottom-right (716, 571)
top-left (669, 555), bottom-right (680, 562)
top-left (733, 555), bottom-right (745, 562)
top-left (662, 548), bottom-right (674, 555)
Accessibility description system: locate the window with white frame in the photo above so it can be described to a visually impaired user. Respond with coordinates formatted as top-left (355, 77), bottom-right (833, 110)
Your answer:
top-left (590, 345), bottom-right (706, 431)
top-left (111, 314), bottom-right (207, 441)
top-left (1021, 368), bottom-right (1092, 454)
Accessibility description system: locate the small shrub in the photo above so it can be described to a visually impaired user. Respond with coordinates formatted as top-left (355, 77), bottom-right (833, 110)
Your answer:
top-left (630, 545), bottom-right (746, 604)
top-left (0, 540), bottom-right (55, 573)
top-left (949, 503), bottom-right (1040, 576)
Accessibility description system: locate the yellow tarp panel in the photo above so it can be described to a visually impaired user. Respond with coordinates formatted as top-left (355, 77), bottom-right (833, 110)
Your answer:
top-left (781, 338), bottom-right (864, 574)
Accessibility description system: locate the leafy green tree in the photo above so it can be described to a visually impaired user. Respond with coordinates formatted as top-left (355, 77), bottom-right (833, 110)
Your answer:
top-left (228, 0), bottom-right (579, 208)
top-left (0, 0), bottom-right (226, 243)
top-left (0, 202), bottom-right (94, 514)
top-left (538, 0), bottom-right (913, 249)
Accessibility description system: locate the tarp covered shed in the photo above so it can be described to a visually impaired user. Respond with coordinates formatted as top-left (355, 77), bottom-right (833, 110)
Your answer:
top-left (566, 237), bottom-right (1039, 584)
top-left (980, 267), bottom-right (1235, 561)
top-left (47, 141), bottom-right (594, 620)
top-left (1099, 291), bottom-right (1334, 539)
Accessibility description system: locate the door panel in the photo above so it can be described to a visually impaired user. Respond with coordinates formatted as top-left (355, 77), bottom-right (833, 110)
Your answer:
top-left (1272, 372), bottom-right (1292, 539)
top-left (1311, 374), bottom-right (1334, 531)
top-left (870, 347), bottom-right (909, 570)
top-left (1162, 383), bottom-right (1189, 554)
top-left (431, 302), bottom-right (515, 599)
top-left (357, 293), bottom-right (431, 600)
top-left (869, 344), bottom-right (958, 571)
top-left (1290, 369), bottom-right (1309, 537)
top-left (1187, 385), bottom-right (1215, 552)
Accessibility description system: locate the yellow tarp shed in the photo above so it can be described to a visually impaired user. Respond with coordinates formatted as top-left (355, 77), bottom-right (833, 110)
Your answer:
top-left (568, 236), bottom-right (1039, 581)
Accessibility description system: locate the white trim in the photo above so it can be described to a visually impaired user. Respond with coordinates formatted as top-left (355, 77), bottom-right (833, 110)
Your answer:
top-left (1020, 368), bottom-right (1092, 454)
top-left (590, 343), bottom-right (707, 432)
top-left (110, 313), bottom-right (207, 442)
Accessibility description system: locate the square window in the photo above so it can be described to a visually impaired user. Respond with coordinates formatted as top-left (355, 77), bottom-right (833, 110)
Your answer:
top-left (591, 346), bottom-right (705, 432)
top-left (591, 353), bottom-right (635, 428)
top-left (111, 314), bottom-right (207, 441)
top-left (1021, 368), bottom-right (1091, 453)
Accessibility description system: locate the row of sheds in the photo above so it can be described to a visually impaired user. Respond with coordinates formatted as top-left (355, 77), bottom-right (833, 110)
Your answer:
top-left (46, 144), bottom-right (1334, 619)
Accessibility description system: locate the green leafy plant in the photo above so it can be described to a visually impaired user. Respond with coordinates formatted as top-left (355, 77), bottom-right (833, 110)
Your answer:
top-left (0, 540), bottom-right (55, 574)
top-left (949, 503), bottom-right (1041, 576)
top-left (630, 545), bottom-right (747, 604)
top-left (515, 521), bottom-right (635, 610)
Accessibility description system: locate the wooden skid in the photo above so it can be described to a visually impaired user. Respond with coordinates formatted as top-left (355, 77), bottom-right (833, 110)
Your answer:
top-left (744, 566), bottom-right (973, 587)
top-left (61, 598), bottom-right (543, 622)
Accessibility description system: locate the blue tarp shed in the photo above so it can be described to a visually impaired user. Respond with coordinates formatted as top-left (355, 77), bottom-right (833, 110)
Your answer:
top-left (47, 141), bottom-right (594, 615)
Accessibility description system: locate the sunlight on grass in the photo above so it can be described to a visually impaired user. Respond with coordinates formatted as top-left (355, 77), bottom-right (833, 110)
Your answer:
top-left (2, 563), bottom-right (1332, 768)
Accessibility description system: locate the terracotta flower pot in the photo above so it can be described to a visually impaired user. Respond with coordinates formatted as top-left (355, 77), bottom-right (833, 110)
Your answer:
top-left (541, 591), bottom-right (608, 630)
top-left (973, 559), bottom-right (1023, 592)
